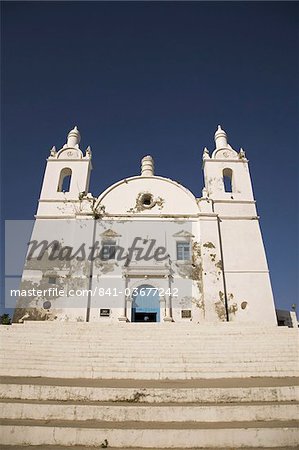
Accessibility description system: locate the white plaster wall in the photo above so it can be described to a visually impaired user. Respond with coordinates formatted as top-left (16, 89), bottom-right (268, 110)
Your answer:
top-left (225, 272), bottom-right (277, 324)
top-left (212, 201), bottom-right (257, 217)
top-left (219, 219), bottom-right (276, 324)
top-left (220, 219), bottom-right (269, 272)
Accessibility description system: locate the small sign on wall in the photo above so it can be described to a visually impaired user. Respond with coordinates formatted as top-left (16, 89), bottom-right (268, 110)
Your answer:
top-left (181, 309), bottom-right (192, 319)
top-left (100, 308), bottom-right (110, 317)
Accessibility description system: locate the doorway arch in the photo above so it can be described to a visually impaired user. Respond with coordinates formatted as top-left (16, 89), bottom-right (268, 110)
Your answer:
top-left (131, 284), bottom-right (160, 322)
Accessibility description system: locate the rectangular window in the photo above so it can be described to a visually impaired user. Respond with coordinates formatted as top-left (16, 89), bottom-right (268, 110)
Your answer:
top-left (176, 242), bottom-right (190, 261)
top-left (48, 276), bottom-right (57, 284)
top-left (101, 240), bottom-right (116, 260)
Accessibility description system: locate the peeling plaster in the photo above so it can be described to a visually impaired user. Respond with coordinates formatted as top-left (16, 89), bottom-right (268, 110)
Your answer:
top-left (215, 291), bottom-right (226, 321)
top-left (203, 242), bottom-right (216, 249)
top-left (215, 260), bottom-right (223, 271)
top-left (210, 253), bottom-right (216, 262)
top-left (13, 252), bottom-right (90, 322)
top-left (127, 192), bottom-right (165, 213)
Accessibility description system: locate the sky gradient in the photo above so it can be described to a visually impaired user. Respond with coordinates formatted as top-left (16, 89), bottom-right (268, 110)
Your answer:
top-left (1, 1), bottom-right (298, 313)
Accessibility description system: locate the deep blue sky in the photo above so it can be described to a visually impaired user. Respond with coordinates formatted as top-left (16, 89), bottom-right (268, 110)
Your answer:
top-left (1, 1), bottom-right (298, 313)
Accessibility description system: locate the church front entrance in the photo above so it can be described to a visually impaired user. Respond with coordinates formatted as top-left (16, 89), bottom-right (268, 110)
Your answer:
top-left (131, 284), bottom-right (160, 323)
top-left (133, 312), bottom-right (157, 322)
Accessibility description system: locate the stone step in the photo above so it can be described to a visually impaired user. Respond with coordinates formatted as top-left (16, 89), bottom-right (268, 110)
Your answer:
top-left (1, 399), bottom-right (298, 423)
top-left (18, 322), bottom-right (296, 330)
top-left (1, 419), bottom-right (298, 448)
top-left (2, 355), bottom-right (296, 362)
top-left (3, 338), bottom-right (296, 343)
top-left (2, 357), bottom-right (297, 368)
top-left (2, 353), bottom-right (296, 362)
top-left (2, 343), bottom-right (297, 351)
top-left (1, 377), bottom-right (297, 403)
top-left (0, 358), bottom-right (298, 372)
top-left (2, 359), bottom-right (296, 369)
top-left (3, 344), bottom-right (296, 350)
top-left (3, 336), bottom-right (296, 343)
top-left (3, 342), bottom-right (296, 349)
top-left (3, 327), bottom-right (296, 334)
top-left (3, 334), bottom-right (295, 340)
top-left (3, 349), bottom-right (296, 358)
top-left (3, 341), bottom-right (296, 349)
top-left (3, 346), bottom-right (296, 352)
top-left (2, 368), bottom-right (297, 380)
top-left (1, 447), bottom-right (297, 450)
top-left (4, 324), bottom-right (298, 334)
top-left (11, 336), bottom-right (294, 341)
top-left (2, 369), bottom-right (298, 380)
top-left (1, 327), bottom-right (296, 344)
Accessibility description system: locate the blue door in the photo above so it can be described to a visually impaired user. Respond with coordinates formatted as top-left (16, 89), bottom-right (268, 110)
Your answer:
top-left (131, 285), bottom-right (160, 322)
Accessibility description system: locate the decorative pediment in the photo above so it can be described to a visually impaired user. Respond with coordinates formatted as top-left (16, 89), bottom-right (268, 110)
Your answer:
top-left (100, 229), bottom-right (121, 238)
top-left (173, 230), bottom-right (194, 238)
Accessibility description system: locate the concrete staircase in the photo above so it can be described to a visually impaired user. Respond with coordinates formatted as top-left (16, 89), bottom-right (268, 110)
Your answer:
top-left (0, 322), bottom-right (298, 448)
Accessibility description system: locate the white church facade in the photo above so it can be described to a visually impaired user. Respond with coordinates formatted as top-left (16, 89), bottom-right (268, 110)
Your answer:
top-left (13, 126), bottom-right (277, 325)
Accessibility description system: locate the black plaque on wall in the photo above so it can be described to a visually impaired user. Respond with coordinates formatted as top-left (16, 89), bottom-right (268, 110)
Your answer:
top-left (181, 309), bottom-right (192, 319)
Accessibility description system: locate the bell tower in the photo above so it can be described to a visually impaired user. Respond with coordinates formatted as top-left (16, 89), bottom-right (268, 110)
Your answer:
top-left (203, 125), bottom-right (255, 209)
top-left (201, 126), bottom-right (277, 324)
top-left (37, 126), bottom-right (92, 218)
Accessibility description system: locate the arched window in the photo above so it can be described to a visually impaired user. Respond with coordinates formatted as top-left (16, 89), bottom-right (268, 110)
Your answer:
top-left (57, 168), bottom-right (72, 192)
top-left (223, 168), bottom-right (233, 193)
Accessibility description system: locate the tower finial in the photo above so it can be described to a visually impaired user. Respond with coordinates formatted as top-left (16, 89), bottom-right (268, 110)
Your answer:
top-left (67, 126), bottom-right (81, 148)
top-left (141, 155), bottom-right (154, 176)
top-left (214, 125), bottom-right (228, 149)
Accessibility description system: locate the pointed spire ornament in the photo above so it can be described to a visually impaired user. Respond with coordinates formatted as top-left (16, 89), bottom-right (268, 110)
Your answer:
top-left (239, 147), bottom-right (246, 159)
top-left (50, 146), bottom-right (57, 157)
top-left (86, 146), bottom-right (92, 158)
top-left (203, 147), bottom-right (210, 159)
top-left (202, 187), bottom-right (208, 197)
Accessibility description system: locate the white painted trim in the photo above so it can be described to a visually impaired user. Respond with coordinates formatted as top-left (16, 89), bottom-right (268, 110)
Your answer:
top-left (213, 200), bottom-right (256, 204)
top-left (224, 270), bottom-right (270, 274)
top-left (219, 216), bottom-right (259, 220)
